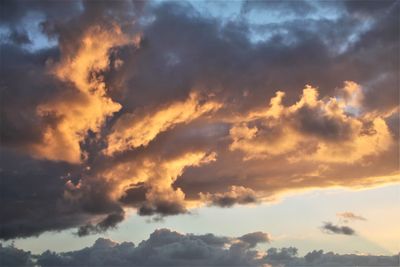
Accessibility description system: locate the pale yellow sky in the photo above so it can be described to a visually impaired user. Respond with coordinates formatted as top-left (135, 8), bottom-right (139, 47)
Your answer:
top-left (8, 184), bottom-right (399, 256)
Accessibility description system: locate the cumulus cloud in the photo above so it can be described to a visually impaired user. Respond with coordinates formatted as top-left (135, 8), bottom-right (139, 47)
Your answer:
top-left (1, 229), bottom-right (398, 267)
top-left (321, 222), bottom-right (356, 236)
top-left (0, 0), bottom-right (399, 239)
top-left (229, 82), bottom-right (392, 163)
top-left (36, 229), bottom-right (272, 267)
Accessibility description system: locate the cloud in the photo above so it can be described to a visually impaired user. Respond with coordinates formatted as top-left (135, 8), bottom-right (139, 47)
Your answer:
top-left (201, 186), bottom-right (259, 207)
top-left (337, 212), bottom-right (367, 222)
top-left (321, 222), bottom-right (356, 236)
top-left (105, 92), bottom-right (221, 155)
top-left (0, 0), bottom-right (399, 239)
top-left (1, 228), bottom-right (398, 267)
top-left (0, 244), bottom-right (34, 267)
top-left (36, 228), bottom-right (271, 267)
top-left (32, 25), bottom-right (140, 163)
top-left (229, 82), bottom-right (393, 163)
top-left (102, 151), bottom-right (217, 217)
top-left (77, 211), bottom-right (125, 236)
top-left (238, 231), bottom-right (271, 248)
top-left (265, 247), bottom-right (298, 262)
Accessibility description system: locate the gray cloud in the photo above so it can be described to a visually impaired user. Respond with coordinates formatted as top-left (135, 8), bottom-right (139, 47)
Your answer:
top-left (0, 244), bottom-right (34, 267)
top-left (264, 247), bottom-right (298, 263)
top-left (1, 229), bottom-right (398, 267)
top-left (321, 222), bottom-right (356, 236)
top-left (77, 211), bottom-right (125, 237)
top-left (202, 186), bottom-right (259, 208)
top-left (238, 231), bottom-right (271, 248)
top-left (36, 229), bottom-right (270, 267)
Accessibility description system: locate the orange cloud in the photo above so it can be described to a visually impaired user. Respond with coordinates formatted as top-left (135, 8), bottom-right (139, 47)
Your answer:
top-left (31, 25), bottom-right (140, 163)
top-left (99, 150), bottom-right (217, 213)
top-left (229, 82), bottom-right (393, 163)
top-left (105, 92), bottom-right (222, 155)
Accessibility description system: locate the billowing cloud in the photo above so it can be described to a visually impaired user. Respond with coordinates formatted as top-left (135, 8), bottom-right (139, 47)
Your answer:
top-left (321, 222), bottom-right (356, 236)
top-left (229, 82), bottom-right (392, 163)
top-left (32, 25), bottom-right (140, 163)
top-left (36, 229), bottom-right (271, 267)
top-left (1, 229), bottom-right (398, 267)
top-left (0, 0), bottom-right (399, 239)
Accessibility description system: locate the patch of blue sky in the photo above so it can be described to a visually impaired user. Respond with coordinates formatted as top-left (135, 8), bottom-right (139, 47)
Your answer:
top-left (0, 12), bottom-right (57, 52)
top-left (20, 12), bottom-right (57, 52)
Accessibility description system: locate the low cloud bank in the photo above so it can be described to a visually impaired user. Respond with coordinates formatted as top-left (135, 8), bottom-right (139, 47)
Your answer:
top-left (1, 229), bottom-right (398, 267)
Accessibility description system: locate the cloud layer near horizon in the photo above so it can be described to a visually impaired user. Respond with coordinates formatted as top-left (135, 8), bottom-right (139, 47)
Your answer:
top-left (1, 228), bottom-right (398, 267)
top-left (0, 0), bottom-right (399, 239)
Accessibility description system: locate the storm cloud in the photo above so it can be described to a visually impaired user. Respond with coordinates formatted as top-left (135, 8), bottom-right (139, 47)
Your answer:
top-left (0, 0), bottom-right (399, 239)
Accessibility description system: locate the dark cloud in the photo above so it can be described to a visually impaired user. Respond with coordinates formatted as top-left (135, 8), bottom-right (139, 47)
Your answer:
top-left (238, 231), bottom-right (271, 248)
top-left (305, 249), bottom-right (324, 263)
top-left (0, 148), bottom-right (82, 240)
top-left (0, 244), bottom-right (34, 267)
top-left (77, 211), bottom-right (125, 236)
top-left (37, 228), bottom-right (271, 267)
top-left (202, 186), bottom-right (259, 208)
top-left (1, 229), bottom-right (398, 267)
top-left (7, 29), bottom-right (31, 45)
top-left (321, 222), bottom-right (356, 236)
top-left (293, 105), bottom-right (355, 141)
top-left (137, 201), bottom-right (188, 217)
top-left (265, 247), bottom-right (298, 262)
top-left (0, 0), bottom-right (81, 27)
top-left (0, 147), bottom-right (123, 240)
top-left (0, 44), bottom-right (62, 148)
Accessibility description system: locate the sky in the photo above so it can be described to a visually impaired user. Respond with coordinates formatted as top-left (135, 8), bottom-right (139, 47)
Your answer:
top-left (0, 0), bottom-right (399, 266)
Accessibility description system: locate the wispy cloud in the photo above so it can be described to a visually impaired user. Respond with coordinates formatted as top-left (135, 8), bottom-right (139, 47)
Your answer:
top-left (337, 212), bottom-right (367, 222)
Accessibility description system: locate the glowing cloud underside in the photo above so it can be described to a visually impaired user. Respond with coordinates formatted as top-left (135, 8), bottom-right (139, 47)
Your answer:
top-left (32, 26), bottom-right (140, 163)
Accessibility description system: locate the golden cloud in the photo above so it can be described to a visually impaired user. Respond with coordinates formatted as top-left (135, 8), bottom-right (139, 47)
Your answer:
top-left (105, 92), bottom-right (222, 155)
top-left (31, 25), bottom-right (140, 163)
top-left (99, 150), bottom-right (217, 211)
top-left (229, 82), bottom-right (393, 163)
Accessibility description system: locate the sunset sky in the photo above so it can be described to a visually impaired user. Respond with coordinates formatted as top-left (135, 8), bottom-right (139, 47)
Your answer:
top-left (0, 0), bottom-right (399, 266)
